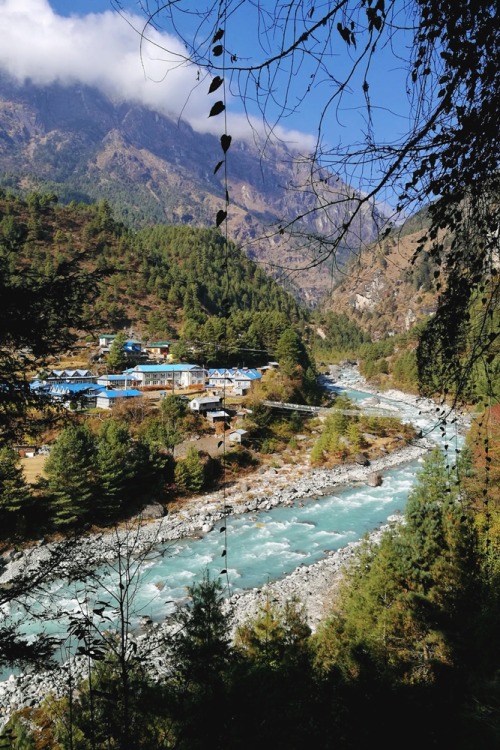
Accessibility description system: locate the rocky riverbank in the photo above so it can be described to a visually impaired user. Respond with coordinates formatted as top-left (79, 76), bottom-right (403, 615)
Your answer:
top-left (0, 438), bottom-right (432, 725)
top-left (0, 378), bottom-right (470, 725)
top-left (0, 438), bottom-right (433, 587)
top-left (1, 374), bottom-right (470, 587)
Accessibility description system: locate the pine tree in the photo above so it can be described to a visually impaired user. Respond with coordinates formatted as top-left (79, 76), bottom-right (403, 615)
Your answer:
top-left (0, 446), bottom-right (32, 539)
top-left (174, 458), bottom-right (190, 493)
top-left (235, 595), bottom-right (311, 669)
top-left (45, 424), bottom-right (97, 529)
top-left (95, 420), bottom-right (133, 524)
top-left (159, 394), bottom-right (186, 450)
top-left (106, 332), bottom-right (128, 373)
top-left (346, 421), bottom-right (363, 452)
top-left (232, 597), bottom-right (315, 748)
top-left (275, 328), bottom-right (305, 377)
top-left (166, 572), bottom-right (233, 748)
top-left (310, 435), bottom-right (327, 466)
top-left (184, 446), bottom-right (205, 493)
top-left (174, 447), bottom-right (205, 494)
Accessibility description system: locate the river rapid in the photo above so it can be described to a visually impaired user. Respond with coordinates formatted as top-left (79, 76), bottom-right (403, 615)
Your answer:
top-left (0, 368), bottom-right (470, 720)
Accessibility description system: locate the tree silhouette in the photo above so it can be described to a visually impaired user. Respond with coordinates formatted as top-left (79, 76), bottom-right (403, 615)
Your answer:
top-left (0, 201), bottom-right (100, 442)
top-left (106, 332), bottom-right (129, 373)
top-left (135, 0), bottom-right (499, 402)
top-left (0, 446), bottom-right (32, 540)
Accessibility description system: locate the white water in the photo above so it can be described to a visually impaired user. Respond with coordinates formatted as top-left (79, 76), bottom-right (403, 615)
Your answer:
top-left (2, 369), bottom-right (466, 677)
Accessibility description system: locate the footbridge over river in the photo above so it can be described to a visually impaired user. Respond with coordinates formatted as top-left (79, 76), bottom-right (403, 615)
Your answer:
top-left (261, 398), bottom-right (398, 418)
top-left (262, 400), bottom-right (322, 414)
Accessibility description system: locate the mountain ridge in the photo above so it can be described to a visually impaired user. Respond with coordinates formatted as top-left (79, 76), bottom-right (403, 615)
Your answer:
top-left (0, 74), bottom-right (386, 306)
top-left (323, 209), bottom-right (439, 339)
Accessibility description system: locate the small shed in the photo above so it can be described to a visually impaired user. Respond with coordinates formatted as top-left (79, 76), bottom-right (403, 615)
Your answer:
top-left (15, 444), bottom-right (37, 458)
top-left (205, 410), bottom-right (230, 424)
top-left (189, 396), bottom-right (222, 413)
top-left (228, 428), bottom-right (248, 444)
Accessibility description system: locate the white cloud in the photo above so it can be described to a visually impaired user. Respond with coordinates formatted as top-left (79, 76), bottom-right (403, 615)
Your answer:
top-left (0, 0), bottom-right (315, 151)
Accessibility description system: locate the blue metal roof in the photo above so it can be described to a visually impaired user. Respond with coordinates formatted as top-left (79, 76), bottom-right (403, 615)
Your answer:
top-left (30, 380), bottom-right (49, 391)
top-left (99, 389), bottom-right (142, 399)
top-left (50, 382), bottom-right (102, 394)
top-left (126, 363), bottom-right (202, 373)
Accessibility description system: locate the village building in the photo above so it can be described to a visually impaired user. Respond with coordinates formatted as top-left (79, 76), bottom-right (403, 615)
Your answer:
top-left (189, 395), bottom-right (222, 413)
top-left (44, 368), bottom-right (95, 383)
top-left (125, 363), bottom-right (206, 389)
top-left (97, 335), bottom-right (144, 358)
top-left (98, 334), bottom-right (116, 348)
top-left (123, 340), bottom-right (144, 358)
top-left (207, 367), bottom-right (262, 394)
top-left (228, 428), bottom-right (248, 444)
top-left (258, 361), bottom-right (279, 374)
top-left (30, 380), bottom-right (50, 394)
top-left (205, 410), bottom-right (230, 425)
top-left (95, 388), bottom-right (143, 410)
top-left (48, 382), bottom-right (103, 409)
top-left (96, 373), bottom-right (140, 389)
top-left (143, 341), bottom-right (170, 360)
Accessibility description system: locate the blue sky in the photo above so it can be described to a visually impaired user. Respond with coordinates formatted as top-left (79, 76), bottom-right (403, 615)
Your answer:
top-left (0, 0), bottom-right (253, 142)
top-left (49, 0), bottom-right (114, 12)
top-left (0, 0), bottom-right (413, 206)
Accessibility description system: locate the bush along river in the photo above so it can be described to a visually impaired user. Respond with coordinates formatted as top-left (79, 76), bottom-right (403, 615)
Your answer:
top-left (0, 367), bottom-right (470, 717)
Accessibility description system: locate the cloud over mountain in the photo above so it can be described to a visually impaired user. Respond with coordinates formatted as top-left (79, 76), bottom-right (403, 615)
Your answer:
top-left (0, 0), bottom-right (315, 150)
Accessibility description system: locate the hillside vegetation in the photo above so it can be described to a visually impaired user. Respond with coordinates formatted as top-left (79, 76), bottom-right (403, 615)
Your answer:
top-left (0, 190), bottom-right (304, 355)
top-left (0, 190), bottom-right (499, 750)
top-left (3, 187), bottom-right (496, 410)
top-left (320, 207), bottom-right (437, 339)
top-left (0, 77), bottom-right (385, 305)
top-left (314, 204), bottom-right (500, 404)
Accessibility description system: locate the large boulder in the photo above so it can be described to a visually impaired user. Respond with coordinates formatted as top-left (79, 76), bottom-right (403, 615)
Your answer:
top-left (139, 501), bottom-right (166, 520)
top-left (368, 472), bottom-right (383, 487)
top-left (354, 453), bottom-right (370, 467)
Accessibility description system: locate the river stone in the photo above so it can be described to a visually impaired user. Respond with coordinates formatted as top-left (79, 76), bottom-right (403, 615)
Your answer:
top-left (354, 453), bottom-right (370, 466)
top-left (368, 471), bottom-right (383, 487)
top-left (139, 501), bottom-right (165, 519)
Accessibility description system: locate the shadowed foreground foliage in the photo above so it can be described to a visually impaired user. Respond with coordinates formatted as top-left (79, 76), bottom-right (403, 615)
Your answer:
top-left (3, 444), bottom-right (499, 749)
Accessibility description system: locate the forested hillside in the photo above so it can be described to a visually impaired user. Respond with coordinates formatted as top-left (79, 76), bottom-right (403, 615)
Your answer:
top-left (99, 221), bottom-right (307, 366)
top-left (0, 190), bottom-right (305, 363)
top-left (0, 76), bottom-right (385, 306)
